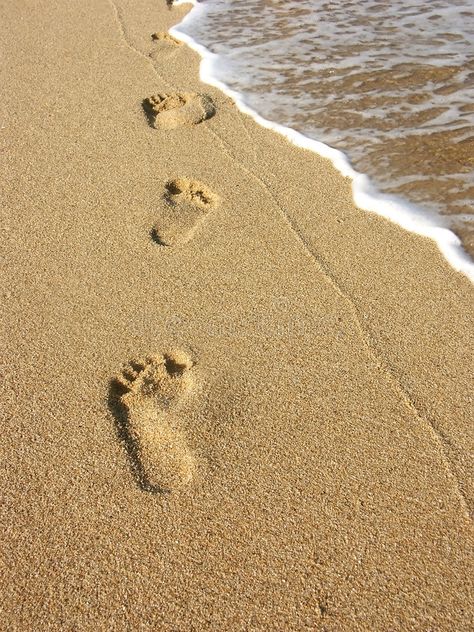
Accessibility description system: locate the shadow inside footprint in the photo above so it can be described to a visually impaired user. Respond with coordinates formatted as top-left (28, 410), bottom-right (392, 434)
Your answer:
top-left (142, 98), bottom-right (159, 129)
top-left (108, 352), bottom-right (196, 494)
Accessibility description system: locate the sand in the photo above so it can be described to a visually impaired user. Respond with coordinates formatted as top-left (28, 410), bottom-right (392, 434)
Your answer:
top-left (1, 0), bottom-right (473, 629)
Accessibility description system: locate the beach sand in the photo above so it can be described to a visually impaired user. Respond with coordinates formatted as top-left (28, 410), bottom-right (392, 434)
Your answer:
top-left (1, 0), bottom-right (473, 629)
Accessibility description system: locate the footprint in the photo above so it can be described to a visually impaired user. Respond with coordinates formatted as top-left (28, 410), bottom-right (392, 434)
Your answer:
top-left (143, 93), bottom-right (216, 130)
top-left (149, 34), bottom-right (182, 63)
top-left (111, 351), bottom-right (196, 493)
top-left (151, 177), bottom-right (218, 246)
top-left (151, 32), bottom-right (182, 45)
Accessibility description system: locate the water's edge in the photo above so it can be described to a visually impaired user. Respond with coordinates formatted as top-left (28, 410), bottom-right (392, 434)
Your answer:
top-left (171, 0), bottom-right (474, 282)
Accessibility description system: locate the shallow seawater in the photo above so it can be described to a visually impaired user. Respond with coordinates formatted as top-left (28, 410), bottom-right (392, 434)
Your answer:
top-left (175, 0), bottom-right (474, 258)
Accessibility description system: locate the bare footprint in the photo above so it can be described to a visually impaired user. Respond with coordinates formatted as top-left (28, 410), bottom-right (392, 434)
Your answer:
top-left (149, 33), bottom-right (182, 63)
top-left (143, 93), bottom-right (216, 130)
top-left (111, 351), bottom-right (196, 493)
top-left (151, 32), bottom-right (182, 45)
top-left (151, 177), bottom-right (218, 246)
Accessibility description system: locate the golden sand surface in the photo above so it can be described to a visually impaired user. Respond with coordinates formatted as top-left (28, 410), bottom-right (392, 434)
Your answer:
top-left (1, 0), bottom-right (473, 629)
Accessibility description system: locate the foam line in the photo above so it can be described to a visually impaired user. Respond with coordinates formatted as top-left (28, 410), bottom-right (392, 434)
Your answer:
top-left (171, 0), bottom-right (474, 282)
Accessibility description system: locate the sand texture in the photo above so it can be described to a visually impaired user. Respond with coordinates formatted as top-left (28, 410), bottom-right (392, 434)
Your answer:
top-left (1, 0), bottom-right (473, 630)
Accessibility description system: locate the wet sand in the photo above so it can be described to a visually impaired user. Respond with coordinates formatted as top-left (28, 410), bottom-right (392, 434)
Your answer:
top-left (1, 0), bottom-right (473, 629)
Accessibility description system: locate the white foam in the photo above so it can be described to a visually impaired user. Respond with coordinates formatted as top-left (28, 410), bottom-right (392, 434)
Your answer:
top-left (171, 0), bottom-right (474, 282)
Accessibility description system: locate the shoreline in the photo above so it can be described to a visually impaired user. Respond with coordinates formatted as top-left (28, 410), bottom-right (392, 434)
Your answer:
top-left (172, 0), bottom-right (474, 282)
top-left (1, 0), bottom-right (473, 629)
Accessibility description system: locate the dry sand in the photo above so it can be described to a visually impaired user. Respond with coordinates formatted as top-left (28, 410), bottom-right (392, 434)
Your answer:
top-left (1, 0), bottom-right (473, 629)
